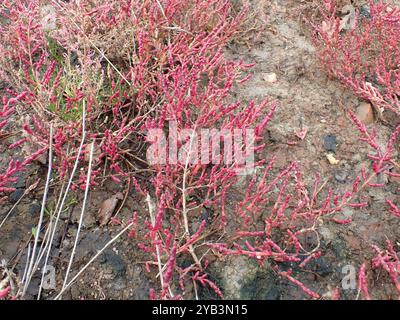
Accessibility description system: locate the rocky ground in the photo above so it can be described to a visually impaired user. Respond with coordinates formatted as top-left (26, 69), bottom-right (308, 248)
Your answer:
top-left (1, 0), bottom-right (399, 300)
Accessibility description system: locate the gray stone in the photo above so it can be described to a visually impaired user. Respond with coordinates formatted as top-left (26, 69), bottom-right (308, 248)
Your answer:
top-left (101, 250), bottom-right (126, 277)
top-left (334, 169), bottom-right (348, 183)
top-left (9, 189), bottom-right (24, 204)
top-left (29, 202), bottom-right (41, 216)
top-left (324, 135), bottom-right (337, 153)
top-left (309, 256), bottom-right (333, 276)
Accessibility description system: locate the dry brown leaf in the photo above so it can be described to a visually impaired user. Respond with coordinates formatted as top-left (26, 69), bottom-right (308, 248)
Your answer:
top-left (84, 141), bottom-right (102, 162)
top-left (326, 153), bottom-right (340, 165)
top-left (295, 127), bottom-right (308, 140)
top-left (97, 192), bottom-right (124, 226)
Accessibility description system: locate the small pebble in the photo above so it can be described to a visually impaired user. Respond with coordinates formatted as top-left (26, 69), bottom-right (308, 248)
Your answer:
top-left (324, 135), bottom-right (337, 153)
top-left (263, 73), bottom-right (277, 83)
top-left (326, 153), bottom-right (339, 165)
top-left (29, 202), bottom-right (42, 216)
top-left (9, 189), bottom-right (24, 204)
top-left (334, 169), bottom-right (348, 183)
top-left (360, 5), bottom-right (371, 19)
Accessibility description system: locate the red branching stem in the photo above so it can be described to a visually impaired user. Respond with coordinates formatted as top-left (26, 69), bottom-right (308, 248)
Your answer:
top-left (358, 263), bottom-right (371, 300)
top-left (0, 286), bottom-right (10, 299)
top-left (279, 269), bottom-right (320, 299)
top-left (299, 251), bottom-right (322, 268)
top-left (386, 200), bottom-right (400, 218)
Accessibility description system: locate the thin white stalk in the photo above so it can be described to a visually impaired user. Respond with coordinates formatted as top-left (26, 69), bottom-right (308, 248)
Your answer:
top-left (20, 243), bottom-right (31, 285)
top-left (193, 279), bottom-right (199, 300)
top-left (38, 100), bottom-right (87, 299)
top-left (155, 0), bottom-right (171, 45)
top-left (0, 180), bottom-right (40, 230)
top-left (181, 127), bottom-right (201, 267)
top-left (37, 180), bottom-right (66, 256)
top-left (36, 210), bottom-right (59, 299)
top-left (0, 190), bottom-right (28, 230)
top-left (53, 222), bottom-right (133, 300)
top-left (28, 224), bottom-right (52, 282)
top-left (36, 184), bottom-right (65, 300)
top-left (61, 142), bottom-right (94, 291)
top-left (22, 124), bottom-right (53, 296)
top-left (146, 194), bottom-right (164, 289)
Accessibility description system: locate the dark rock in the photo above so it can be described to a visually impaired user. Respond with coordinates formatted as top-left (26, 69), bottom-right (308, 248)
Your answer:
top-left (9, 188), bottom-right (25, 204)
top-left (29, 202), bottom-right (42, 216)
top-left (309, 256), bottom-right (333, 277)
top-left (360, 5), bottom-right (371, 19)
top-left (241, 270), bottom-right (281, 300)
top-left (12, 174), bottom-right (26, 189)
top-left (334, 169), bottom-right (348, 183)
top-left (330, 237), bottom-right (348, 261)
top-left (201, 207), bottom-right (213, 226)
top-left (323, 135), bottom-right (337, 153)
top-left (101, 250), bottom-right (126, 277)
top-left (75, 230), bottom-right (111, 261)
top-left (25, 275), bottom-right (41, 298)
